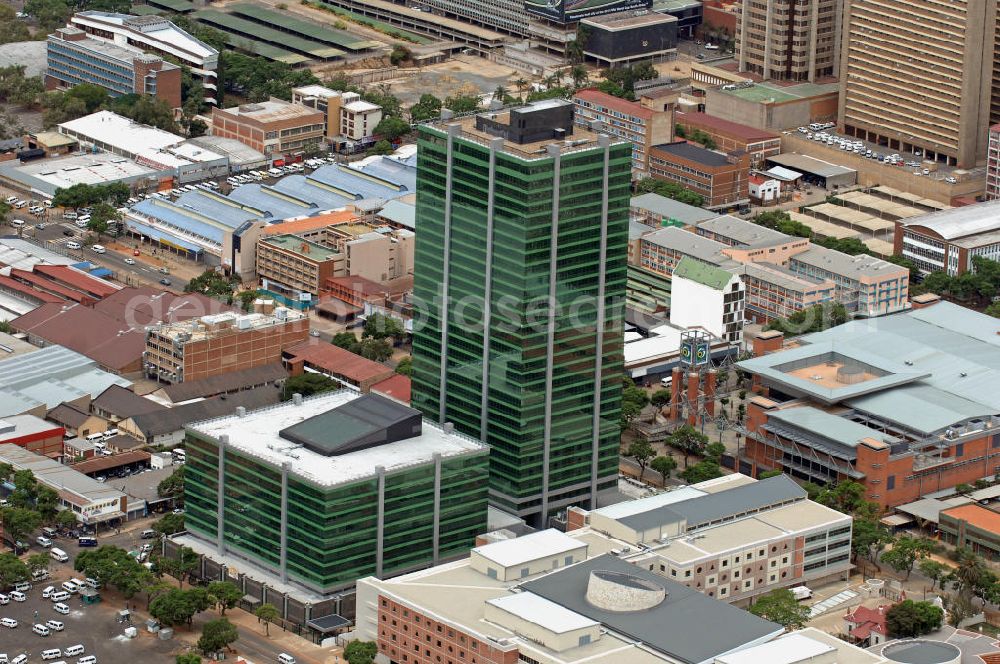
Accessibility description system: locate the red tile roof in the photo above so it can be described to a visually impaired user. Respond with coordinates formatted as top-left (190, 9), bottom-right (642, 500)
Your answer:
top-left (325, 275), bottom-right (388, 297)
top-left (844, 605), bottom-right (889, 641)
top-left (942, 504), bottom-right (1000, 535)
top-left (33, 264), bottom-right (121, 298)
top-left (371, 374), bottom-right (411, 404)
top-left (71, 450), bottom-right (151, 474)
top-left (283, 339), bottom-right (394, 384)
top-left (573, 88), bottom-right (653, 120)
top-left (0, 274), bottom-right (63, 304)
top-left (9, 268), bottom-right (95, 304)
top-left (677, 112), bottom-right (780, 142)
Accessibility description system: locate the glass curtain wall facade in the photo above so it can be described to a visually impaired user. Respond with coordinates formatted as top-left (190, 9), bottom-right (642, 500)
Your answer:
top-left (411, 124), bottom-right (632, 524)
top-left (185, 433), bottom-right (489, 593)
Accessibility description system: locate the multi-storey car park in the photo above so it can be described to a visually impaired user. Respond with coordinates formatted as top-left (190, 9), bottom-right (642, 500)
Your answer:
top-left (183, 391), bottom-right (489, 594)
top-left (410, 100), bottom-right (632, 525)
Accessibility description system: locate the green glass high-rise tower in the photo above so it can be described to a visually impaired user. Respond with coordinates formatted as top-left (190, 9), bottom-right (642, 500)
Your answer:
top-left (411, 100), bottom-right (632, 524)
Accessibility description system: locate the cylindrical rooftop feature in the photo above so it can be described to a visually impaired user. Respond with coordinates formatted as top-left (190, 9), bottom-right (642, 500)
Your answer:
top-left (880, 640), bottom-right (961, 664)
top-left (585, 570), bottom-right (665, 613)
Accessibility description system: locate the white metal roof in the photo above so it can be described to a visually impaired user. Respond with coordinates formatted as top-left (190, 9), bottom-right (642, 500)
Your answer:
top-left (186, 390), bottom-right (486, 488)
top-left (60, 110), bottom-right (183, 153)
top-left (716, 633), bottom-right (835, 664)
top-left (472, 529), bottom-right (585, 568)
top-left (592, 486), bottom-right (706, 520)
top-left (902, 200), bottom-right (1000, 240)
top-left (487, 592), bottom-right (597, 634)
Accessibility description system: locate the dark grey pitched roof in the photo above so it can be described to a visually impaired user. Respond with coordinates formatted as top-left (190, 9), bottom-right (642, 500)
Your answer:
top-left (92, 385), bottom-right (165, 419)
top-left (522, 554), bottom-right (783, 664)
top-left (159, 364), bottom-right (287, 403)
top-left (47, 402), bottom-right (92, 429)
top-left (618, 474), bottom-right (807, 532)
top-left (279, 393), bottom-right (421, 456)
top-left (130, 386), bottom-right (281, 437)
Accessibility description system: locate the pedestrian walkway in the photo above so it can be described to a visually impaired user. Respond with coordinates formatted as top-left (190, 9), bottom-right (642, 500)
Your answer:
top-left (808, 589), bottom-right (859, 618)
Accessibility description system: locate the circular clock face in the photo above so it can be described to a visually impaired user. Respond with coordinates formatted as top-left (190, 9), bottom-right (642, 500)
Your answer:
top-left (696, 346), bottom-right (707, 361)
top-left (681, 345), bottom-right (691, 360)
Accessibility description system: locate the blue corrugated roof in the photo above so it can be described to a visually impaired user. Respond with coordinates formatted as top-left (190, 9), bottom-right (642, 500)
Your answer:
top-left (352, 156), bottom-right (417, 191)
top-left (226, 184), bottom-right (319, 220)
top-left (309, 165), bottom-right (409, 201)
top-left (125, 218), bottom-right (204, 253)
top-left (133, 199), bottom-right (227, 245)
top-left (270, 176), bottom-right (354, 210)
top-left (174, 190), bottom-right (267, 226)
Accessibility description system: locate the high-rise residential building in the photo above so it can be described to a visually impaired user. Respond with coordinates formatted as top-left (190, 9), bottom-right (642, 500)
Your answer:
top-left (736, 0), bottom-right (843, 82)
top-left (411, 100), bottom-right (632, 524)
top-left (988, 124), bottom-right (1000, 200)
top-left (46, 27), bottom-right (182, 108)
top-left (837, 0), bottom-right (995, 168)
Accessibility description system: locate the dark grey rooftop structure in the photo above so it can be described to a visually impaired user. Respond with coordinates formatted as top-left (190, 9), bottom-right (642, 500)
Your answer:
top-left (474, 99), bottom-right (575, 145)
top-left (279, 393), bottom-right (422, 456)
top-left (522, 554), bottom-right (784, 664)
top-left (617, 474), bottom-right (807, 532)
top-left (653, 141), bottom-right (734, 167)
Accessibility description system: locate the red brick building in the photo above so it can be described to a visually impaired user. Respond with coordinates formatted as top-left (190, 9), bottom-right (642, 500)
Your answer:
top-left (648, 140), bottom-right (750, 210)
top-left (211, 99), bottom-right (325, 163)
top-left (739, 299), bottom-right (1000, 509)
top-left (675, 112), bottom-right (781, 168)
top-left (281, 339), bottom-right (394, 393)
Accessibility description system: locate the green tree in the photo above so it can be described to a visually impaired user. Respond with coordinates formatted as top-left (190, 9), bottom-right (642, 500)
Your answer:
top-left (281, 372), bottom-right (339, 400)
top-left (2, 506), bottom-right (41, 542)
top-left (881, 536), bottom-right (933, 579)
top-left (748, 589), bottom-right (811, 629)
top-left (154, 513), bottom-right (185, 536)
top-left (238, 290), bottom-right (258, 312)
top-left (55, 509), bottom-right (76, 530)
top-left (955, 483), bottom-right (973, 495)
top-left (363, 313), bottom-right (405, 340)
top-left (255, 602), bottom-right (280, 636)
top-left (358, 337), bottom-right (393, 362)
top-left (389, 44), bottom-right (412, 66)
top-left (367, 139), bottom-right (394, 156)
top-left (669, 424), bottom-right (708, 467)
top-left (23, 0), bottom-right (72, 32)
top-left (177, 655), bottom-right (202, 664)
top-left (0, 5), bottom-right (30, 45)
top-left (188, 118), bottom-right (208, 138)
top-left (679, 459), bottom-right (723, 484)
top-left (650, 389), bottom-right (671, 407)
top-left (158, 465), bottom-right (185, 499)
top-left (27, 553), bottom-right (50, 575)
top-left (197, 617), bottom-right (239, 654)
top-left (87, 202), bottom-right (119, 240)
top-left (620, 377), bottom-right (649, 428)
top-left (704, 442), bottom-right (726, 462)
top-left (918, 559), bottom-right (949, 590)
top-left (374, 116), bottom-right (410, 142)
top-left (409, 94), bottom-right (442, 122)
top-left (887, 254), bottom-right (920, 281)
top-left (157, 545), bottom-right (199, 588)
top-left (635, 176), bottom-right (704, 207)
top-left (765, 302), bottom-right (849, 336)
top-left (626, 440), bottom-right (655, 482)
top-left (207, 581), bottom-right (242, 616)
top-left (151, 588), bottom-right (198, 628)
top-left (75, 545), bottom-right (152, 599)
top-left (817, 236), bottom-right (871, 256)
top-left (443, 93), bottom-right (481, 114)
top-left (0, 553), bottom-right (29, 586)
top-left (651, 455), bottom-right (677, 480)
top-left (343, 641), bottom-right (378, 664)
top-left (850, 518), bottom-right (892, 562)
top-left (395, 356), bottom-right (413, 377)
top-left (35, 485), bottom-right (59, 522)
top-left (184, 269), bottom-right (237, 299)
top-left (886, 600), bottom-right (944, 637)
top-left (332, 331), bottom-right (360, 352)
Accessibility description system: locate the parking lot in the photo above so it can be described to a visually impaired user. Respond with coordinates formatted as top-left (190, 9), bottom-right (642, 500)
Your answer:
top-left (0, 558), bottom-right (180, 664)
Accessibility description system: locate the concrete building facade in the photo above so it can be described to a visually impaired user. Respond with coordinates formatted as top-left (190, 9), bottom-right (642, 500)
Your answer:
top-left (837, 0), bottom-right (996, 167)
top-left (675, 112), bottom-right (782, 169)
top-left (894, 200), bottom-right (1000, 276)
top-left (573, 88), bottom-right (674, 175)
top-left (669, 256), bottom-right (746, 343)
top-left (989, 124), bottom-right (1000, 200)
top-left (736, 0), bottom-right (843, 81)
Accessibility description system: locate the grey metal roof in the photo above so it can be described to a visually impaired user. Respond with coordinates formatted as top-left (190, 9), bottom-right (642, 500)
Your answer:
top-left (618, 474), bottom-right (806, 532)
top-left (159, 363), bottom-right (286, 403)
top-left (741, 262), bottom-right (829, 294)
top-left (129, 386), bottom-right (280, 436)
top-left (767, 153), bottom-right (856, 178)
top-left (641, 226), bottom-right (737, 267)
top-left (789, 245), bottom-right (904, 280)
top-left (522, 554), bottom-right (784, 664)
top-left (376, 199), bottom-right (415, 230)
top-left (0, 345), bottom-right (132, 418)
top-left (901, 200), bottom-right (1000, 241)
top-left (630, 193), bottom-right (717, 226)
top-left (696, 215), bottom-right (791, 248)
top-left (653, 141), bottom-right (733, 167)
top-left (766, 407), bottom-right (897, 449)
top-left (278, 393), bottom-right (421, 456)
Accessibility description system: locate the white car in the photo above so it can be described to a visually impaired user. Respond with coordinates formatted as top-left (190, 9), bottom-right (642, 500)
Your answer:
top-left (42, 586), bottom-right (55, 599)
top-left (124, 257), bottom-right (135, 265)
top-left (945, 176), bottom-right (957, 184)
top-left (1, 618), bottom-right (17, 628)
top-left (66, 241), bottom-right (81, 250)
top-left (45, 620), bottom-right (64, 632)
top-left (53, 603), bottom-right (70, 615)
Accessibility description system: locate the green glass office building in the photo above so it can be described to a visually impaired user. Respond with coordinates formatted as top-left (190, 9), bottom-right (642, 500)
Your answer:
top-left (184, 392), bottom-right (489, 594)
top-left (411, 100), bottom-right (632, 524)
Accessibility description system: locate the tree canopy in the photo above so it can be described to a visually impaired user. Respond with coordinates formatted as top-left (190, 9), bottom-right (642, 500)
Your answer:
top-left (764, 302), bottom-right (848, 336)
top-left (197, 618), bottom-right (239, 654)
top-left (886, 600), bottom-right (943, 637)
top-left (281, 373), bottom-right (340, 401)
top-left (748, 589), bottom-right (811, 629)
top-left (635, 177), bottom-right (705, 208)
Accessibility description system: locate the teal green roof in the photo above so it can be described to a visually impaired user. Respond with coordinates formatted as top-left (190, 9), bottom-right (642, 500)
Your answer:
top-left (673, 256), bottom-right (734, 290)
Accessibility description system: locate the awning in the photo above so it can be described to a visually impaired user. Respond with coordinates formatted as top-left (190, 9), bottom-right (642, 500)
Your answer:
top-left (307, 614), bottom-right (351, 633)
top-left (765, 166), bottom-right (803, 182)
top-left (881, 514), bottom-right (914, 527)
top-left (125, 219), bottom-right (204, 255)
